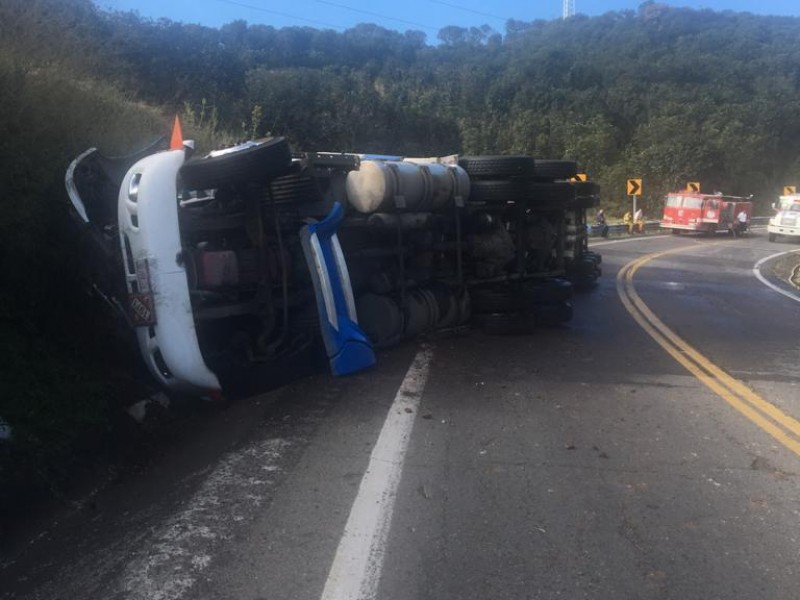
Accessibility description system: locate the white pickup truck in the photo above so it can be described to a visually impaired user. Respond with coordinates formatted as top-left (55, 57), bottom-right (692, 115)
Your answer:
top-left (65, 131), bottom-right (601, 396)
top-left (768, 194), bottom-right (800, 242)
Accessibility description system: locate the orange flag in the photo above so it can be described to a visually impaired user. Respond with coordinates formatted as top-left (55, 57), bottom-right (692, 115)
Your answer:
top-left (170, 115), bottom-right (184, 150)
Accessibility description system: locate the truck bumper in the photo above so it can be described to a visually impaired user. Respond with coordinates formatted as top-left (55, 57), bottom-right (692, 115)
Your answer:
top-left (768, 224), bottom-right (800, 238)
top-left (118, 149), bottom-right (221, 394)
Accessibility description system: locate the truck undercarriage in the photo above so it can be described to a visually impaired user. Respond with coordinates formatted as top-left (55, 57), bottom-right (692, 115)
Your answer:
top-left (66, 136), bottom-right (601, 395)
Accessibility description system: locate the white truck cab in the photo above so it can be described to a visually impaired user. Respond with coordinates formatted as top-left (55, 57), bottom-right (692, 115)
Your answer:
top-left (768, 194), bottom-right (800, 242)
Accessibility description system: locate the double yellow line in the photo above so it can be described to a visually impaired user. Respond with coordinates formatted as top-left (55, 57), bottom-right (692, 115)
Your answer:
top-left (617, 244), bottom-right (800, 456)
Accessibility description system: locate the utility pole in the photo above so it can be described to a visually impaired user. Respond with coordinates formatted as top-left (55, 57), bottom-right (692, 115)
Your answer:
top-left (563, 0), bottom-right (575, 19)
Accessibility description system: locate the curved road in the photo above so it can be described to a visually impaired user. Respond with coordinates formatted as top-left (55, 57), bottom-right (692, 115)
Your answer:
top-left (3, 231), bottom-right (800, 600)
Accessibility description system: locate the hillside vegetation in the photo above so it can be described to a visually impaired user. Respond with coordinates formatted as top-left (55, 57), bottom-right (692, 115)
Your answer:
top-left (75, 0), bottom-right (800, 210)
top-left (2, 0), bottom-right (800, 514)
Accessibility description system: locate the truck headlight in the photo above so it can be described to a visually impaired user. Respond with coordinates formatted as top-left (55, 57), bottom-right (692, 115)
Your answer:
top-left (128, 173), bottom-right (142, 203)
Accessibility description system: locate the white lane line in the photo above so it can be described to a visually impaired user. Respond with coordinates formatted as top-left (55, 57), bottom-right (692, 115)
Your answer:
top-left (753, 250), bottom-right (800, 304)
top-left (320, 345), bottom-right (434, 600)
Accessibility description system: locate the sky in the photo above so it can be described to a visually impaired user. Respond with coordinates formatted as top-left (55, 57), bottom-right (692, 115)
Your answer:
top-left (96, 0), bottom-right (800, 36)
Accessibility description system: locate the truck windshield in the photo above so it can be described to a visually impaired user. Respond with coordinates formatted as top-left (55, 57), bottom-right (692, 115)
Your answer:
top-left (683, 197), bottom-right (703, 209)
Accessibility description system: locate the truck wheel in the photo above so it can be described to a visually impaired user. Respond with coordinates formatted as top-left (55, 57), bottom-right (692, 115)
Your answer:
top-left (769, 233), bottom-right (777, 242)
top-left (671, 229), bottom-right (681, 235)
top-left (469, 179), bottom-right (528, 204)
top-left (458, 155), bottom-right (535, 178)
top-left (533, 159), bottom-right (578, 181)
top-left (583, 251), bottom-right (602, 265)
top-left (571, 181), bottom-right (600, 196)
top-left (523, 278), bottom-right (574, 304)
top-left (180, 137), bottom-right (293, 190)
top-left (569, 258), bottom-right (600, 276)
top-left (526, 182), bottom-right (576, 207)
top-left (470, 286), bottom-right (526, 313)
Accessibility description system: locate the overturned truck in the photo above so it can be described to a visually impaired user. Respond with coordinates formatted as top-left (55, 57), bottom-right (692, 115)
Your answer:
top-left (65, 135), bottom-right (601, 396)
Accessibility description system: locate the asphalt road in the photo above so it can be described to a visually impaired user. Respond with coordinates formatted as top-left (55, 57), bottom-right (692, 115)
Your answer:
top-left (3, 230), bottom-right (800, 600)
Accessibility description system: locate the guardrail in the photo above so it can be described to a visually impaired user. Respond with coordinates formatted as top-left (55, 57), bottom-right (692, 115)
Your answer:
top-left (588, 216), bottom-right (770, 238)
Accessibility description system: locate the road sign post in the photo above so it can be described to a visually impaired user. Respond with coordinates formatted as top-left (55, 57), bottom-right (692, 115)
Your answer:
top-left (627, 178), bottom-right (642, 219)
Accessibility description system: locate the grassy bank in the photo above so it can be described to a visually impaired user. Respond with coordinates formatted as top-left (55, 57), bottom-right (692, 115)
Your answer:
top-left (0, 52), bottom-right (176, 517)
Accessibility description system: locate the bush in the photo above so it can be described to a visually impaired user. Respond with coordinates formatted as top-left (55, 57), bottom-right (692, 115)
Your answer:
top-left (0, 52), bottom-right (168, 513)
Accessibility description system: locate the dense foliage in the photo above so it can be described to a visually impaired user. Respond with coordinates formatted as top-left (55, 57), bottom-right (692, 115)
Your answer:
top-left (78, 0), bottom-right (800, 213)
top-left (2, 0), bottom-right (800, 512)
top-left (8, 0), bottom-right (800, 211)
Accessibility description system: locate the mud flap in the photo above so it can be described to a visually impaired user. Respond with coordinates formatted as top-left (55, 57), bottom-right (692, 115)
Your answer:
top-left (300, 202), bottom-right (376, 376)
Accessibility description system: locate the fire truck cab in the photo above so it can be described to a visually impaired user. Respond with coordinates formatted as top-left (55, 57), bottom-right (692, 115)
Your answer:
top-left (660, 192), bottom-right (752, 235)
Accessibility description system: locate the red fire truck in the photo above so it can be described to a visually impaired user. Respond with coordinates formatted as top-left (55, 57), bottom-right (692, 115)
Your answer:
top-left (660, 192), bottom-right (752, 235)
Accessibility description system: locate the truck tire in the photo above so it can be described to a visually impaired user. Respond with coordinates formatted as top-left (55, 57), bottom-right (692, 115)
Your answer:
top-left (571, 181), bottom-right (600, 197)
top-left (458, 155), bottom-right (535, 178)
top-left (526, 182), bottom-right (576, 207)
top-left (569, 259), bottom-right (600, 276)
top-left (469, 179), bottom-right (528, 204)
top-left (180, 137), bottom-right (293, 190)
top-left (769, 233), bottom-right (777, 242)
top-left (568, 181), bottom-right (600, 209)
top-left (523, 278), bottom-right (574, 304)
top-left (533, 159), bottom-right (578, 181)
top-left (583, 251), bottom-right (602, 265)
top-left (470, 286), bottom-right (526, 313)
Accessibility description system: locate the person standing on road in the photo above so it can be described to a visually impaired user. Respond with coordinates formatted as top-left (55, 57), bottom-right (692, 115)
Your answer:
top-left (735, 208), bottom-right (748, 236)
top-left (633, 208), bottom-right (644, 233)
top-left (595, 209), bottom-right (609, 238)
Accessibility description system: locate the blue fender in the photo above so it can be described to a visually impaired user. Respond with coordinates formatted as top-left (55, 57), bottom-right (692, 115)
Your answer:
top-left (300, 202), bottom-right (376, 376)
